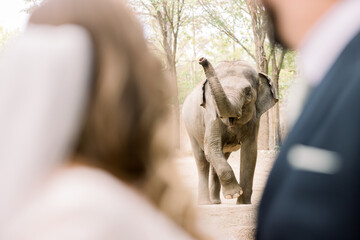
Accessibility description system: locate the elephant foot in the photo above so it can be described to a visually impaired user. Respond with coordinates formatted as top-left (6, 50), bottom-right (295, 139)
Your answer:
top-left (198, 200), bottom-right (212, 205)
top-left (210, 198), bottom-right (221, 204)
top-left (210, 189), bottom-right (221, 204)
top-left (198, 196), bottom-right (212, 205)
top-left (222, 182), bottom-right (243, 199)
top-left (236, 195), bottom-right (251, 204)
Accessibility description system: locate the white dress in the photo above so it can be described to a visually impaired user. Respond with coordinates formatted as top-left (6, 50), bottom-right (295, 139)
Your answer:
top-left (2, 166), bottom-right (194, 240)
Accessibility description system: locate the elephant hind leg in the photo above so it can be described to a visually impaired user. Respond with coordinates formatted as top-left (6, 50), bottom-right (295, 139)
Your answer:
top-left (237, 138), bottom-right (257, 204)
top-left (209, 166), bottom-right (221, 204)
top-left (189, 137), bottom-right (210, 205)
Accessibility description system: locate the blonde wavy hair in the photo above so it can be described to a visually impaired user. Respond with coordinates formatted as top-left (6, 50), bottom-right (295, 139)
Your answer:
top-left (30, 0), bottom-right (207, 239)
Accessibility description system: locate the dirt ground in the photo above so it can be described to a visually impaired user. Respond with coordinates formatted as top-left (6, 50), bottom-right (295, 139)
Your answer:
top-left (175, 150), bottom-right (278, 240)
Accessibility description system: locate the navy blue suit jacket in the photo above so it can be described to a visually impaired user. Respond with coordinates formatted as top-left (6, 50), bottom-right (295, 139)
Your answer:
top-left (256, 31), bottom-right (360, 240)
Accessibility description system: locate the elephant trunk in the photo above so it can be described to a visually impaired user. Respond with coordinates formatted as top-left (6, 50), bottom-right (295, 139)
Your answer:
top-left (199, 57), bottom-right (239, 118)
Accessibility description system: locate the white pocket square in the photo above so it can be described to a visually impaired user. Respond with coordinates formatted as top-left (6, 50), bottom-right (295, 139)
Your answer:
top-left (287, 144), bottom-right (341, 174)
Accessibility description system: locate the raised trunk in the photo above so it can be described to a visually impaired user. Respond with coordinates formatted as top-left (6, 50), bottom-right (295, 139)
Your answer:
top-left (198, 57), bottom-right (239, 118)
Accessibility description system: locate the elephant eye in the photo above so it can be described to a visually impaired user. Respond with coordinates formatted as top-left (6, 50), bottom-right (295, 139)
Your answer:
top-left (245, 91), bottom-right (252, 102)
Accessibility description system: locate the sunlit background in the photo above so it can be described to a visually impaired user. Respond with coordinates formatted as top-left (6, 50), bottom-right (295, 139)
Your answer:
top-left (0, 2), bottom-right (299, 239)
top-left (0, 0), bottom-right (29, 30)
top-left (0, 0), bottom-right (297, 151)
top-left (0, 0), bottom-right (31, 52)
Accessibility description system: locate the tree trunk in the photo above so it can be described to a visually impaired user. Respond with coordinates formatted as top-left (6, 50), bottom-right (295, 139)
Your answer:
top-left (270, 72), bottom-right (281, 148)
top-left (270, 47), bottom-right (286, 147)
top-left (258, 112), bottom-right (270, 150)
top-left (245, 0), bottom-right (272, 150)
top-left (170, 64), bottom-right (180, 149)
top-left (191, 7), bottom-right (196, 85)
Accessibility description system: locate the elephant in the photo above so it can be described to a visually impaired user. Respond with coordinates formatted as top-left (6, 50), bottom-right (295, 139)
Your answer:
top-left (182, 57), bottom-right (278, 204)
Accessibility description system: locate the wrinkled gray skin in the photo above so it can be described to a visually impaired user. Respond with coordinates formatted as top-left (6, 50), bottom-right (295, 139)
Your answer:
top-left (182, 58), bottom-right (278, 204)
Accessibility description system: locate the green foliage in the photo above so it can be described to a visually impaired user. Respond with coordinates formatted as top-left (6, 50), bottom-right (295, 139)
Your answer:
top-left (177, 62), bottom-right (204, 103)
top-left (129, 0), bottom-right (297, 103)
top-left (0, 27), bottom-right (18, 53)
top-left (178, 77), bottom-right (198, 104)
top-left (23, 0), bottom-right (43, 13)
top-left (278, 51), bottom-right (297, 99)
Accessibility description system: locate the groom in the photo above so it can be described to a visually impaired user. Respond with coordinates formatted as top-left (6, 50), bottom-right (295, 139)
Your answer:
top-left (257, 0), bottom-right (360, 239)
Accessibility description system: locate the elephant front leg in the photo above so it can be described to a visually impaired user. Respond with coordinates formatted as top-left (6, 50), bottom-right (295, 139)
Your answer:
top-left (237, 137), bottom-right (257, 204)
top-left (209, 152), bottom-right (231, 204)
top-left (189, 137), bottom-right (211, 205)
top-left (205, 121), bottom-right (242, 200)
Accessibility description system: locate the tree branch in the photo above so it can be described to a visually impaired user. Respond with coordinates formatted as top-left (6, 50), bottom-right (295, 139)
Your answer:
top-left (199, 0), bottom-right (256, 61)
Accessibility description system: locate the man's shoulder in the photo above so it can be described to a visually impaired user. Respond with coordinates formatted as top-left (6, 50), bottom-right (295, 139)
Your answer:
top-left (332, 30), bottom-right (360, 71)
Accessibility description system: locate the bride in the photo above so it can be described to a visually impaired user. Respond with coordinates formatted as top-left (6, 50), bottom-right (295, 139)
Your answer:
top-left (0, 0), bottom-right (208, 239)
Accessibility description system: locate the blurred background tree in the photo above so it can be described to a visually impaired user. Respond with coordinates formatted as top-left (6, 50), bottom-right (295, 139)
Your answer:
top-left (129, 0), bottom-right (296, 149)
top-left (16, 0), bottom-right (296, 149)
top-left (23, 0), bottom-right (42, 13)
top-left (0, 27), bottom-right (18, 53)
top-left (130, 0), bottom-right (188, 148)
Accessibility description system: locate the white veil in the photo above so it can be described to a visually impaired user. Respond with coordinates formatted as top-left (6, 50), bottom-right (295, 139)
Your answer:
top-left (0, 24), bottom-right (93, 228)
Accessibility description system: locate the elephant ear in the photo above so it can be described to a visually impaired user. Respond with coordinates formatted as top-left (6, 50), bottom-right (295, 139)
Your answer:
top-left (200, 79), bottom-right (208, 108)
top-left (256, 72), bottom-right (279, 118)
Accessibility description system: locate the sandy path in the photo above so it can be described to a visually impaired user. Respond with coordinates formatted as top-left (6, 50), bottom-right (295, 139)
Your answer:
top-left (175, 150), bottom-right (277, 240)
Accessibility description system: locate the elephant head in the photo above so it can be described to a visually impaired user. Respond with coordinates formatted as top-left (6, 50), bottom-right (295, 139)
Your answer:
top-left (198, 57), bottom-right (278, 122)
